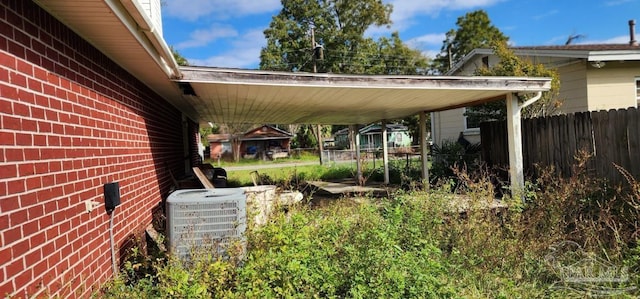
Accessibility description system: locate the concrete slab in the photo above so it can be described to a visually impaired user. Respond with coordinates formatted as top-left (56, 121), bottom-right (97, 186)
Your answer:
top-left (306, 180), bottom-right (388, 196)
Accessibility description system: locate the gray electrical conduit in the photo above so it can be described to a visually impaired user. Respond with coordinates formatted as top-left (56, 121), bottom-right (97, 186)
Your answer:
top-left (109, 208), bottom-right (117, 276)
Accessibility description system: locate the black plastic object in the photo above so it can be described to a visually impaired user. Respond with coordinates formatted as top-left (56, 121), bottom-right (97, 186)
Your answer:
top-left (104, 182), bottom-right (121, 212)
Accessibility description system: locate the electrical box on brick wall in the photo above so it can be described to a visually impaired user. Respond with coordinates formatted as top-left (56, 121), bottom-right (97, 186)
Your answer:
top-left (104, 182), bottom-right (121, 213)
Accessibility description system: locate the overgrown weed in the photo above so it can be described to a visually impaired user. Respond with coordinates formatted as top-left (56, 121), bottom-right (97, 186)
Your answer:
top-left (101, 152), bottom-right (640, 298)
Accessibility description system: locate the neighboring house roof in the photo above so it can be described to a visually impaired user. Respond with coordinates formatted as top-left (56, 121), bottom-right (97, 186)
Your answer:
top-left (334, 123), bottom-right (409, 136)
top-left (241, 125), bottom-right (293, 141)
top-left (207, 134), bottom-right (232, 143)
top-left (446, 43), bottom-right (640, 75)
top-left (207, 126), bottom-right (293, 143)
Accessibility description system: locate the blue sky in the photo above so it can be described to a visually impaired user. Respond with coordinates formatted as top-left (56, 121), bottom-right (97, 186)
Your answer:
top-left (161, 0), bottom-right (639, 69)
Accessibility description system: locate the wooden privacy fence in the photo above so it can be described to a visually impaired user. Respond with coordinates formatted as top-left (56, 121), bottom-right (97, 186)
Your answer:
top-left (480, 107), bottom-right (640, 185)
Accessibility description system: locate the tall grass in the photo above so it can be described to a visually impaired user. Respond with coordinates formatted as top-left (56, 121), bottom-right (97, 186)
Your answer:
top-left (101, 155), bottom-right (640, 298)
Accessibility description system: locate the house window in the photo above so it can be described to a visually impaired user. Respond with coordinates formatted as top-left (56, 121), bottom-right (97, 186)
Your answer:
top-left (481, 56), bottom-right (489, 68)
top-left (464, 107), bottom-right (483, 130)
top-left (464, 103), bottom-right (503, 130)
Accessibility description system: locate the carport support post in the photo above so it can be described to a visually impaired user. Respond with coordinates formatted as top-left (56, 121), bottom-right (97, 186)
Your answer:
top-left (506, 93), bottom-right (525, 195)
top-left (353, 125), bottom-right (363, 185)
top-left (382, 120), bottom-right (390, 184)
top-left (317, 124), bottom-right (324, 165)
top-left (420, 111), bottom-right (429, 190)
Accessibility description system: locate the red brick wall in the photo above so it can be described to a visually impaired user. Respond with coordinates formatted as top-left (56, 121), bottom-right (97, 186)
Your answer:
top-left (0, 1), bottom-right (193, 297)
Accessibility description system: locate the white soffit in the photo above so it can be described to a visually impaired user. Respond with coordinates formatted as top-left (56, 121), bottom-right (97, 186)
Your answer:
top-left (33, 0), bottom-right (197, 119)
top-left (178, 67), bottom-right (552, 125)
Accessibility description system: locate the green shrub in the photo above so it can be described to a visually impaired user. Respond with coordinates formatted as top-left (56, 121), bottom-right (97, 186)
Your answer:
top-left (101, 156), bottom-right (640, 298)
top-left (236, 198), bottom-right (455, 298)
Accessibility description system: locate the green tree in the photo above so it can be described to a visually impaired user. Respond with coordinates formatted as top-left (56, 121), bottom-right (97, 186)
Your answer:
top-left (261, 0), bottom-right (429, 149)
top-left (431, 10), bottom-right (508, 74)
top-left (260, 0), bottom-right (427, 75)
top-left (170, 46), bottom-right (189, 66)
top-left (465, 41), bottom-right (561, 124)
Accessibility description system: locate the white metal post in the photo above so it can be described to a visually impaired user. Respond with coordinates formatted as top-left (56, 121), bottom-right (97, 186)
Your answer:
top-left (354, 125), bottom-right (362, 184)
top-left (420, 111), bottom-right (429, 190)
top-left (506, 93), bottom-right (525, 193)
top-left (382, 120), bottom-right (389, 184)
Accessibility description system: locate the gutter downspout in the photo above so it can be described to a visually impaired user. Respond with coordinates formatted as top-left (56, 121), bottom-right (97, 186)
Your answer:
top-left (520, 91), bottom-right (543, 109)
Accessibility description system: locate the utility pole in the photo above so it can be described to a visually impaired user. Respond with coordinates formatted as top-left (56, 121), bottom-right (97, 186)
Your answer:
top-left (311, 26), bottom-right (324, 165)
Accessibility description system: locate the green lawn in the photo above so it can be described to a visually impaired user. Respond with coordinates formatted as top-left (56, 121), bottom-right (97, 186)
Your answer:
top-left (205, 150), bottom-right (320, 168)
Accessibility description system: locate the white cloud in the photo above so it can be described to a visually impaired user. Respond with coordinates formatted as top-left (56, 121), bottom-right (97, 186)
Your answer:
top-left (388, 0), bottom-right (506, 31)
top-left (407, 33), bottom-right (446, 47)
top-left (187, 29), bottom-right (266, 68)
top-left (164, 0), bottom-right (281, 21)
top-left (531, 9), bottom-right (559, 21)
top-left (176, 24), bottom-right (238, 49)
top-left (604, 0), bottom-right (635, 6)
top-left (580, 35), bottom-right (631, 44)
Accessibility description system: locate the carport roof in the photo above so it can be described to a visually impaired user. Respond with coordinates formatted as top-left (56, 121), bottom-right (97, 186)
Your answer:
top-left (177, 67), bottom-right (551, 125)
top-left (33, 0), bottom-right (551, 126)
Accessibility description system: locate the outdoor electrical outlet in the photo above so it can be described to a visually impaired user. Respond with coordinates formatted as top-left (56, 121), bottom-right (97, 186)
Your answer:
top-left (85, 200), bottom-right (100, 213)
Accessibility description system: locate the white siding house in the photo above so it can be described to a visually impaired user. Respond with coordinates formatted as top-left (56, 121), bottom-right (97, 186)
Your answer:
top-left (432, 43), bottom-right (640, 145)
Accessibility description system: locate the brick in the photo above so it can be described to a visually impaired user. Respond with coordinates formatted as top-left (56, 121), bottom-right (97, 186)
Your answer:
top-left (7, 179), bottom-right (25, 194)
top-left (0, 164), bottom-right (17, 179)
top-left (12, 101), bottom-right (29, 116)
top-left (25, 49), bottom-right (40, 66)
top-left (21, 118), bottom-right (37, 131)
top-left (0, 247), bottom-right (11, 266)
top-left (0, 82), bottom-right (18, 99)
top-left (9, 69), bottom-right (27, 87)
top-left (9, 209), bottom-right (27, 226)
top-left (34, 94), bottom-right (48, 106)
top-left (25, 248), bottom-right (41, 265)
top-left (19, 191), bottom-right (37, 207)
top-left (23, 148), bottom-right (38, 160)
top-left (0, 52), bottom-right (16, 69)
top-left (0, 280), bottom-right (14, 299)
top-left (54, 173), bottom-right (66, 185)
top-left (33, 67), bottom-right (46, 81)
top-left (0, 181), bottom-right (6, 197)
top-left (33, 134), bottom-right (46, 146)
top-left (34, 162), bottom-right (47, 174)
top-left (2, 115), bottom-right (21, 130)
top-left (29, 231), bottom-right (45, 247)
top-left (0, 98), bottom-right (11, 114)
top-left (18, 89), bottom-right (35, 103)
top-left (25, 177), bottom-right (41, 189)
top-left (41, 174), bottom-right (54, 187)
top-left (16, 59), bottom-right (32, 76)
top-left (0, 131), bottom-right (14, 145)
top-left (47, 135), bottom-right (59, 146)
top-left (11, 238), bottom-right (29, 258)
top-left (14, 133), bottom-right (32, 145)
top-left (27, 204), bottom-right (44, 218)
top-left (14, 269), bottom-right (33, 292)
top-left (51, 123), bottom-right (63, 134)
top-left (30, 106), bottom-right (45, 119)
top-left (3, 226), bottom-right (21, 246)
top-left (37, 120), bottom-right (51, 132)
top-left (1, 193), bottom-right (20, 209)
top-left (45, 227), bottom-right (58, 243)
top-left (33, 260), bottom-right (48, 280)
top-left (39, 215), bottom-right (53, 229)
top-left (49, 161), bottom-right (61, 172)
